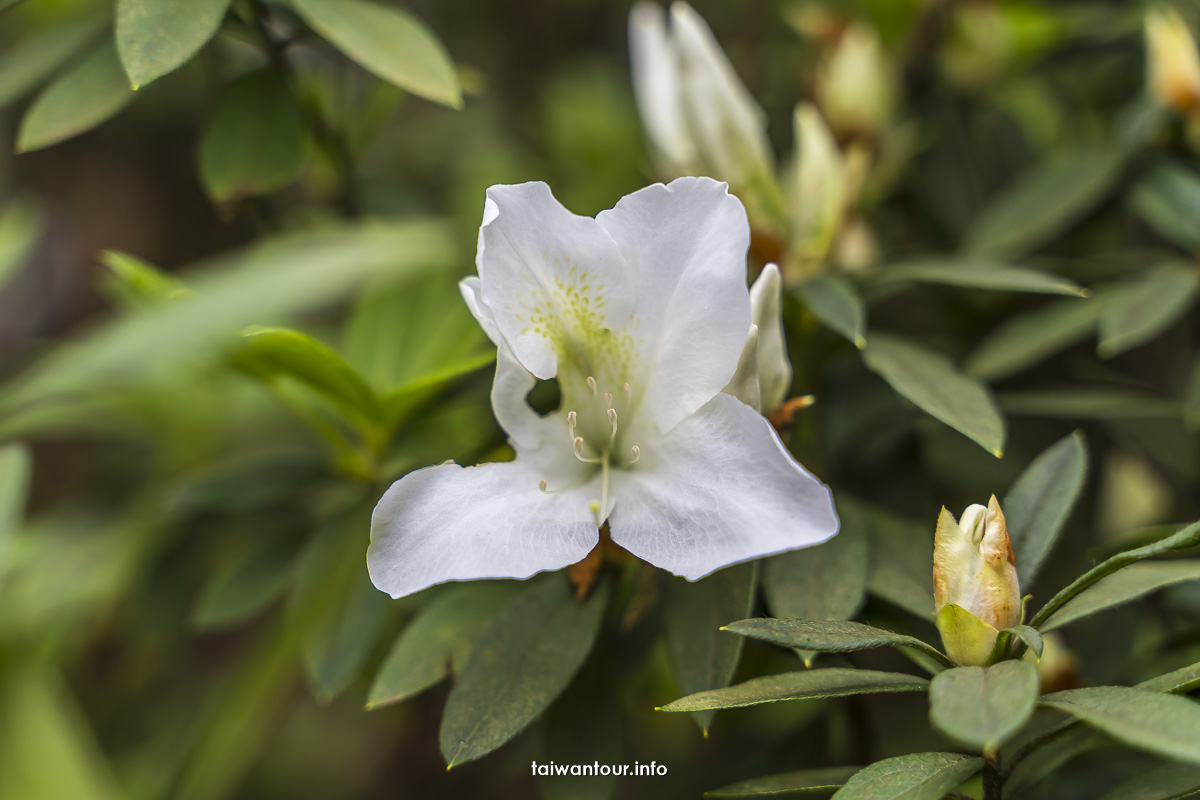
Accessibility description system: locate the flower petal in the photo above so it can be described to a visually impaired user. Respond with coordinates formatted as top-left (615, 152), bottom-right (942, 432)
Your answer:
top-left (476, 181), bottom-right (635, 380)
top-left (608, 392), bottom-right (838, 580)
top-left (597, 177), bottom-right (752, 433)
top-left (749, 263), bottom-right (791, 413)
top-left (459, 276), bottom-right (501, 346)
top-left (368, 458), bottom-right (599, 599)
top-left (629, 2), bottom-right (698, 175)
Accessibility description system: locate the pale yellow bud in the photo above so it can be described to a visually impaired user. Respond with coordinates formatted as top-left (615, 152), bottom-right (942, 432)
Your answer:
top-left (816, 23), bottom-right (895, 141)
top-left (1146, 7), bottom-right (1200, 113)
top-left (933, 496), bottom-right (1020, 666)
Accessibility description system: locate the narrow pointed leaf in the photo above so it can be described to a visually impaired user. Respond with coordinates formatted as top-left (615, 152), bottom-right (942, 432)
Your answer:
top-left (0, 202), bottom-right (40, 295)
top-left (662, 562), bottom-right (757, 733)
top-left (16, 41), bottom-right (136, 153)
top-left (288, 0), bottom-right (461, 108)
top-left (929, 661), bottom-right (1039, 752)
top-left (793, 275), bottom-right (866, 347)
top-left (1130, 162), bottom-right (1200, 254)
top-left (0, 13), bottom-right (106, 109)
top-left (830, 753), bottom-right (983, 800)
top-left (1003, 430), bottom-right (1088, 586)
top-left (863, 333), bottom-right (1005, 456)
top-left (966, 144), bottom-right (1126, 258)
top-left (999, 387), bottom-right (1182, 420)
top-left (1097, 763), bottom-right (1200, 800)
top-left (724, 619), bottom-right (949, 666)
top-left (658, 669), bottom-right (928, 713)
top-left (966, 296), bottom-right (1103, 381)
top-left (1041, 560), bottom-right (1200, 631)
top-left (0, 444), bottom-right (31, 580)
top-left (116, 0), bottom-right (233, 88)
top-left (1098, 264), bottom-right (1199, 358)
top-left (1139, 661), bottom-right (1200, 694)
top-left (706, 766), bottom-right (861, 798)
top-left (1040, 687), bottom-right (1200, 765)
top-left (440, 575), bottom-right (608, 767)
top-left (878, 260), bottom-right (1087, 297)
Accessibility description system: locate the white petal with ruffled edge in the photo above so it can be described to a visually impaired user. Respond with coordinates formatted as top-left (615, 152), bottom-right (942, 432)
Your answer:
top-left (597, 177), bottom-right (751, 434)
top-left (476, 182), bottom-right (635, 380)
top-left (368, 455), bottom-right (600, 599)
top-left (608, 392), bottom-right (838, 580)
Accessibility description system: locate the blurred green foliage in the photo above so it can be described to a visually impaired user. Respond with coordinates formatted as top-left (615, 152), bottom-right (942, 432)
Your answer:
top-left (1, 0), bottom-right (1200, 798)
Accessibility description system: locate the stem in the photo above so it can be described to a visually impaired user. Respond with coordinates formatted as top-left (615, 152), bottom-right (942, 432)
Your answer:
top-left (982, 753), bottom-right (1003, 800)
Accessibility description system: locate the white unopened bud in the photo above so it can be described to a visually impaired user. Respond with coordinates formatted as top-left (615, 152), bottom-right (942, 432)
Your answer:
top-left (816, 22), bottom-right (896, 141)
top-left (933, 495), bottom-right (1020, 666)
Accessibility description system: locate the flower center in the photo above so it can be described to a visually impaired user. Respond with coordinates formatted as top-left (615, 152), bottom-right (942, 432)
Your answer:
top-left (539, 375), bottom-right (641, 527)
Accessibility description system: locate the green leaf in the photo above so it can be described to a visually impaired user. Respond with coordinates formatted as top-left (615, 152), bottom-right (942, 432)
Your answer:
top-left (0, 444), bottom-right (31, 583)
top-left (99, 249), bottom-right (187, 308)
top-left (116, 0), bottom-right (233, 88)
top-left (1097, 264), bottom-right (1199, 358)
top-left (191, 539), bottom-right (296, 630)
top-left (1130, 162), bottom-right (1200, 254)
top-left (966, 144), bottom-right (1126, 258)
top-left (1030, 520), bottom-right (1200, 628)
top-left (862, 333), bottom-right (1006, 457)
top-left (657, 669), bottom-right (929, 713)
top-left (829, 752), bottom-right (983, 800)
top-left (0, 13), bottom-right (106, 110)
top-left (877, 259), bottom-right (1088, 297)
top-left (793, 275), bottom-right (866, 348)
top-left (928, 661), bottom-right (1039, 753)
top-left (935, 604), bottom-right (999, 668)
top-left (0, 221), bottom-right (454, 436)
top-left (0, 201), bottom-right (39, 294)
top-left (1003, 430), bottom-right (1088, 586)
top-left (366, 581), bottom-right (523, 709)
top-left (233, 326), bottom-right (382, 426)
top-left (861, 501), bottom-right (934, 619)
top-left (662, 562), bottom-right (758, 734)
top-left (762, 517), bottom-right (868, 662)
top-left (1138, 661), bottom-right (1200, 694)
top-left (16, 41), bottom-right (136, 153)
top-left (999, 387), bottom-right (1182, 420)
top-left (724, 619), bottom-right (950, 666)
top-left (706, 766), bottom-right (861, 798)
top-left (991, 625), bottom-right (1043, 662)
top-left (1187, 357), bottom-right (1200, 431)
top-left (439, 575), bottom-right (608, 768)
top-left (540, 656), bottom-right (623, 800)
top-left (199, 69), bottom-right (307, 203)
top-left (1039, 687), bottom-right (1200, 765)
top-left (288, 0), bottom-right (461, 108)
top-left (965, 296), bottom-right (1103, 381)
top-left (1041, 560), bottom-right (1200, 632)
top-left (1097, 763), bottom-right (1200, 800)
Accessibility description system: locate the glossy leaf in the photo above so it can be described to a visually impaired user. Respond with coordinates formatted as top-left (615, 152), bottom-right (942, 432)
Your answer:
top-left (706, 766), bottom-right (860, 798)
top-left (863, 333), bottom-right (1005, 456)
top-left (878, 260), bottom-right (1087, 297)
top-left (1097, 264), bottom-right (1199, 358)
top-left (1003, 430), bottom-right (1088, 586)
top-left (367, 581), bottom-right (523, 709)
top-left (830, 752), bottom-right (983, 800)
top-left (116, 0), bottom-right (233, 88)
top-left (966, 144), bottom-right (1126, 257)
top-left (662, 562), bottom-right (757, 734)
top-left (929, 661), bottom-right (1039, 752)
top-left (793, 275), bottom-right (866, 348)
top-left (16, 41), bottom-right (136, 153)
top-left (199, 69), bottom-right (307, 203)
top-left (724, 619), bottom-right (950, 666)
top-left (1040, 687), bottom-right (1200, 765)
top-left (965, 296), bottom-right (1103, 381)
top-left (658, 669), bottom-right (928, 713)
top-left (288, 0), bottom-right (461, 108)
top-left (0, 13), bottom-right (106, 109)
top-left (439, 575), bottom-right (608, 767)
top-left (1041, 560), bottom-right (1200, 632)
top-left (0, 202), bottom-right (39, 294)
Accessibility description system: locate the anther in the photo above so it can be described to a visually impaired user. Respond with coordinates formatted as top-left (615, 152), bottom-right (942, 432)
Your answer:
top-left (629, 445), bottom-right (640, 464)
top-left (607, 408), bottom-right (618, 427)
top-left (604, 391), bottom-right (613, 407)
top-left (539, 479), bottom-right (549, 493)
top-left (574, 436), bottom-right (586, 457)
top-left (586, 376), bottom-right (597, 395)
top-left (622, 383), bottom-right (631, 396)
top-left (567, 410), bottom-right (577, 434)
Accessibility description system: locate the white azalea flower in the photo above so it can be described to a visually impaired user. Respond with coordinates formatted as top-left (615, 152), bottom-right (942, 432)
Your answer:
top-left (629, 2), bottom-right (774, 190)
top-left (368, 177), bottom-right (838, 599)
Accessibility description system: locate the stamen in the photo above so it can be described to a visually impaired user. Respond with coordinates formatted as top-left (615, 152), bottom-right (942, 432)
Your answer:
top-left (574, 436), bottom-right (586, 458)
top-left (604, 391), bottom-right (612, 407)
top-left (539, 479), bottom-right (549, 493)
top-left (607, 407), bottom-right (618, 436)
top-left (622, 383), bottom-right (631, 396)
top-left (567, 410), bottom-right (577, 436)
top-left (628, 445), bottom-right (640, 464)
top-left (586, 376), bottom-right (597, 395)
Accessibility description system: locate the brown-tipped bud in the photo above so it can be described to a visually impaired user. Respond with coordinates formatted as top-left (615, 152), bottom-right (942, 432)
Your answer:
top-left (933, 496), bottom-right (1020, 666)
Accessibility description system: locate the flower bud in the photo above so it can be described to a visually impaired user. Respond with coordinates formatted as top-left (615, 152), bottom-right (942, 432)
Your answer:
top-left (933, 496), bottom-right (1020, 666)
top-left (816, 22), bottom-right (895, 142)
top-left (1146, 7), bottom-right (1200, 114)
top-left (723, 263), bottom-right (792, 415)
top-left (789, 103), bottom-right (846, 269)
